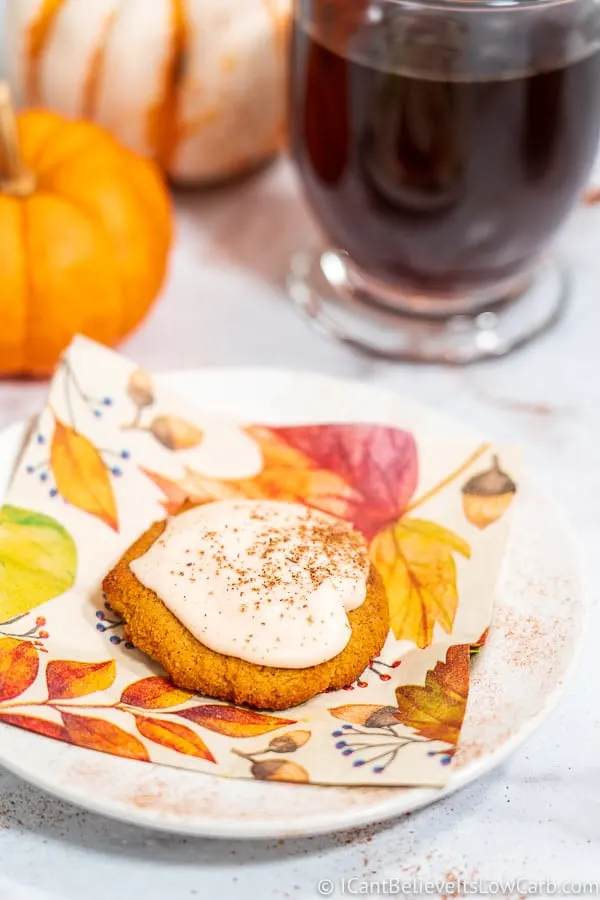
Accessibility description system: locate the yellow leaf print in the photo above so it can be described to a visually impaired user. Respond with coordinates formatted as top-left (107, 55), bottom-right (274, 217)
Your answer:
top-left (50, 418), bottom-right (118, 531)
top-left (371, 518), bottom-right (470, 649)
top-left (0, 505), bottom-right (77, 620)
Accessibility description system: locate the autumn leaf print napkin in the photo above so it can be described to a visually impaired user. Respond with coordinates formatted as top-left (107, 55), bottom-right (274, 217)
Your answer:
top-left (0, 336), bottom-right (518, 787)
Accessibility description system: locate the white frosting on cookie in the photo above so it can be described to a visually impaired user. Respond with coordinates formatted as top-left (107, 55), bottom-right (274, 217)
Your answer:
top-left (129, 499), bottom-right (369, 668)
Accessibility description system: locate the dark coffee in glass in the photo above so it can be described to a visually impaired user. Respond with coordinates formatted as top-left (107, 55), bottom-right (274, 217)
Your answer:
top-left (288, 0), bottom-right (600, 362)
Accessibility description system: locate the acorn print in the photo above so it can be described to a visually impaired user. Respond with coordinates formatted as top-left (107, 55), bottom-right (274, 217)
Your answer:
top-left (267, 730), bottom-right (311, 753)
top-left (363, 706), bottom-right (401, 728)
top-left (127, 368), bottom-right (155, 410)
top-left (232, 730), bottom-right (312, 782)
top-left (328, 704), bottom-right (400, 728)
top-left (250, 759), bottom-right (309, 783)
top-left (462, 455), bottom-right (516, 530)
top-left (149, 415), bottom-right (204, 451)
top-left (236, 730), bottom-right (311, 757)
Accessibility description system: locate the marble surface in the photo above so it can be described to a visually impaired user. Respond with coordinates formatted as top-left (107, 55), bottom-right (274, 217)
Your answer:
top-left (1, 153), bottom-right (599, 896)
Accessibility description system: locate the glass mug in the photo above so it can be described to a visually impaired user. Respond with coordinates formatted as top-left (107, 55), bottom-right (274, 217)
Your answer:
top-left (287, 0), bottom-right (600, 362)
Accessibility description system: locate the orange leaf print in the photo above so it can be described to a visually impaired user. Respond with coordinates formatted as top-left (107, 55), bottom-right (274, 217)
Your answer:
top-left (139, 467), bottom-right (192, 515)
top-left (0, 638), bottom-right (39, 702)
top-left (51, 418), bottom-right (118, 531)
top-left (371, 518), bottom-right (471, 649)
top-left (394, 644), bottom-right (470, 746)
top-left (46, 659), bottom-right (116, 700)
top-left (142, 438), bottom-right (336, 514)
top-left (135, 717), bottom-right (215, 762)
top-left (142, 424), bottom-right (418, 541)
top-left (179, 705), bottom-right (295, 738)
top-left (471, 628), bottom-right (489, 655)
top-left (140, 467), bottom-right (232, 515)
top-left (232, 427), bottom-right (355, 517)
top-left (121, 676), bottom-right (194, 710)
top-left (61, 712), bottom-right (149, 761)
top-left (0, 712), bottom-right (70, 744)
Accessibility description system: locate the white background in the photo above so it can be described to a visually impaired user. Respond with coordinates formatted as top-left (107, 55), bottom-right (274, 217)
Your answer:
top-left (0, 3), bottom-right (599, 898)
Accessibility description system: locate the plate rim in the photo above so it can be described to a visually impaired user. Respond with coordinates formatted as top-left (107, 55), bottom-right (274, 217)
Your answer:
top-left (0, 367), bottom-right (588, 839)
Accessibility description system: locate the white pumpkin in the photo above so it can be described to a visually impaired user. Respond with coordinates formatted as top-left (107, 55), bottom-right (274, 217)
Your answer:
top-left (6, 0), bottom-right (290, 183)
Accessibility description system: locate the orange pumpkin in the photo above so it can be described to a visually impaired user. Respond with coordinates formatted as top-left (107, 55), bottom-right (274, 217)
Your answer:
top-left (0, 84), bottom-right (173, 377)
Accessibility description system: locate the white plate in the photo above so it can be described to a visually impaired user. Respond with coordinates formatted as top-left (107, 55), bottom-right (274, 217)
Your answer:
top-left (0, 369), bottom-right (586, 839)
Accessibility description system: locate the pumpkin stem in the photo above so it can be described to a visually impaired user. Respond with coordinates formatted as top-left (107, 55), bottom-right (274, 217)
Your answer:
top-left (0, 82), bottom-right (36, 198)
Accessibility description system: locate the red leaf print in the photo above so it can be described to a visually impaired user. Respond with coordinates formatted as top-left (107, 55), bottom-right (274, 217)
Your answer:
top-left (0, 712), bottom-right (70, 743)
top-left (135, 717), bottom-right (216, 761)
top-left (178, 705), bottom-right (295, 738)
top-left (46, 659), bottom-right (116, 700)
top-left (260, 425), bottom-right (418, 539)
top-left (121, 676), bottom-right (194, 709)
top-left (61, 712), bottom-right (149, 761)
top-left (0, 638), bottom-right (39, 702)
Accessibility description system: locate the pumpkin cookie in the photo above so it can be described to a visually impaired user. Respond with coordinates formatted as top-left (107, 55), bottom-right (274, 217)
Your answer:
top-left (103, 500), bottom-right (389, 711)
